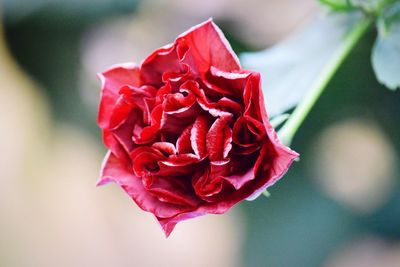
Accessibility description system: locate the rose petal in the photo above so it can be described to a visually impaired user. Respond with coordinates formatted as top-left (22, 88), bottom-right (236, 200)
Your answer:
top-left (102, 130), bottom-right (131, 166)
top-left (130, 147), bottom-right (166, 178)
top-left (145, 174), bottom-right (201, 208)
top-left (98, 63), bottom-right (140, 129)
top-left (193, 167), bottom-right (224, 199)
top-left (134, 105), bottom-right (163, 144)
top-left (152, 142), bottom-right (176, 155)
top-left (140, 43), bottom-right (182, 86)
top-left (246, 140), bottom-right (299, 201)
top-left (162, 91), bottom-right (196, 115)
top-left (232, 116), bottom-right (266, 153)
top-left (243, 72), bottom-right (264, 120)
top-left (111, 109), bottom-right (143, 154)
top-left (108, 95), bottom-right (134, 130)
top-left (206, 114), bottom-right (233, 161)
top-left (98, 152), bottom-right (191, 219)
top-left (176, 125), bottom-right (193, 154)
top-left (162, 153), bottom-right (200, 167)
top-left (202, 66), bottom-right (251, 97)
top-left (217, 97), bottom-right (243, 114)
top-left (176, 19), bottom-right (241, 74)
top-left (190, 116), bottom-right (208, 158)
top-left (161, 102), bottom-right (201, 135)
top-left (222, 166), bottom-right (254, 190)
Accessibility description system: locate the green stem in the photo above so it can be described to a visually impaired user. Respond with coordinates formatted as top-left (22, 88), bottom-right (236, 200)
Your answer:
top-left (278, 17), bottom-right (372, 146)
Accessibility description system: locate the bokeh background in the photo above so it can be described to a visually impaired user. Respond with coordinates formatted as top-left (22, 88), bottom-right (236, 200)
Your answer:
top-left (1, 0), bottom-right (400, 266)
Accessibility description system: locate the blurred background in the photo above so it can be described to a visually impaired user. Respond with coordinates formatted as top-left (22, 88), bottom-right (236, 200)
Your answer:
top-left (1, 0), bottom-right (400, 266)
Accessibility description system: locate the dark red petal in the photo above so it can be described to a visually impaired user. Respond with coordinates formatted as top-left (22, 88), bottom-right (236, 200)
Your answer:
top-left (176, 19), bottom-right (241, 74)
top-left (176, 125), bottom-right (193, 154)
top-left (110, 109), bottom-right (143, 155)
top-left (217, 97), bottom-right (243, 114)
top-left (202, 66), bottom-right (251, 97)
top-left (141, 43), bottom-right (181, 86)
top-left (162, 91), bottom-right (196, 115)
top-left (181, 81), bottom-right (233, 118)
top-left (222, 167), bottom-right (254, 190)
top-left (232, 116), bottom-right (266, 155)
top-left (108, 95), bottom-right (134, 130)
top-left (148, 176), bottom-right (200, 207)
top-left (160, 102), bottom-right (201, 135)
top-left (156, 157), bottom-right (199, 178)
top-left (156, 188), bottom-right (250, 237)
top-left (156, 82), bottom-right (172, 104)
top-left (243, 72), bottom-right (265, 120)
top-left (98, 152), bottom-right (191, 219)
top-left (152, 142), bottom-right (176, 155)
top-left (193, 167), bottom-right (224, 199)
top-left (190, 116), bottom-right (208, 158)
top-left (134, 105), bottom-right (163, 144)
top-left (102, 130), bottom-right (131, 166)
top-left (165, 153), bottom-right (200, 166)
top-left (246, 139), bottom-right (299, 201)
top-left (206, 114), bottom-right (233, 161)
top-left (131, 147), bottom-right (166, 178)
top-left (161, 64), bottom-right (193, 90)
top-left (98, 63), bottom-right (140, 129)
top-left (119, 85), bottom-right (158, 122)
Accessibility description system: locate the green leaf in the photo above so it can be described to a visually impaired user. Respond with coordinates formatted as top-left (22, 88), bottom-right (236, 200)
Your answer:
top-left (320, 0), bottom-right (397, 14)
top-left (240, 14), bottom-right (360, 117)
top-left (372, 3), bottom-right (400, 90)
top-left (319, 0), bottom-right (355, 12)
top-left (351, 0), bottom-right (382, 11)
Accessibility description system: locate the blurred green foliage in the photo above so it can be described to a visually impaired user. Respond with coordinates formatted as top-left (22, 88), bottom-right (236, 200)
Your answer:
top-left (3, 0), bottom-right (138, 23)
top-left (240, 29), bottom-right (400, 267)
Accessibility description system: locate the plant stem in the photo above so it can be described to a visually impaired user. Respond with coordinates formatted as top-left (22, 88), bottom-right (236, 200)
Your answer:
top-left (278, 17), bottom-right (372, 146)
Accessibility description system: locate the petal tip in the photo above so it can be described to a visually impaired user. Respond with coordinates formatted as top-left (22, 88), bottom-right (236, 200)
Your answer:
top-left (96, 177), bottom-right (113, 187)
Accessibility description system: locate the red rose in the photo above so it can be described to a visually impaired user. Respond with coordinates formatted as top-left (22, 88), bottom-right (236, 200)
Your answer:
top-left (97, 19), bottom-right (298, 236)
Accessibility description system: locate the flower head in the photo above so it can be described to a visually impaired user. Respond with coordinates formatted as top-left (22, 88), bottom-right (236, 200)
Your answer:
top-left (97, 19), bottom-right (298, 236)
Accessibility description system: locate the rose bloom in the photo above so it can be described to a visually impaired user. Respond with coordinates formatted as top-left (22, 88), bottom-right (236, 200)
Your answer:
top-left (97, 19), bottom-right (298, 236)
